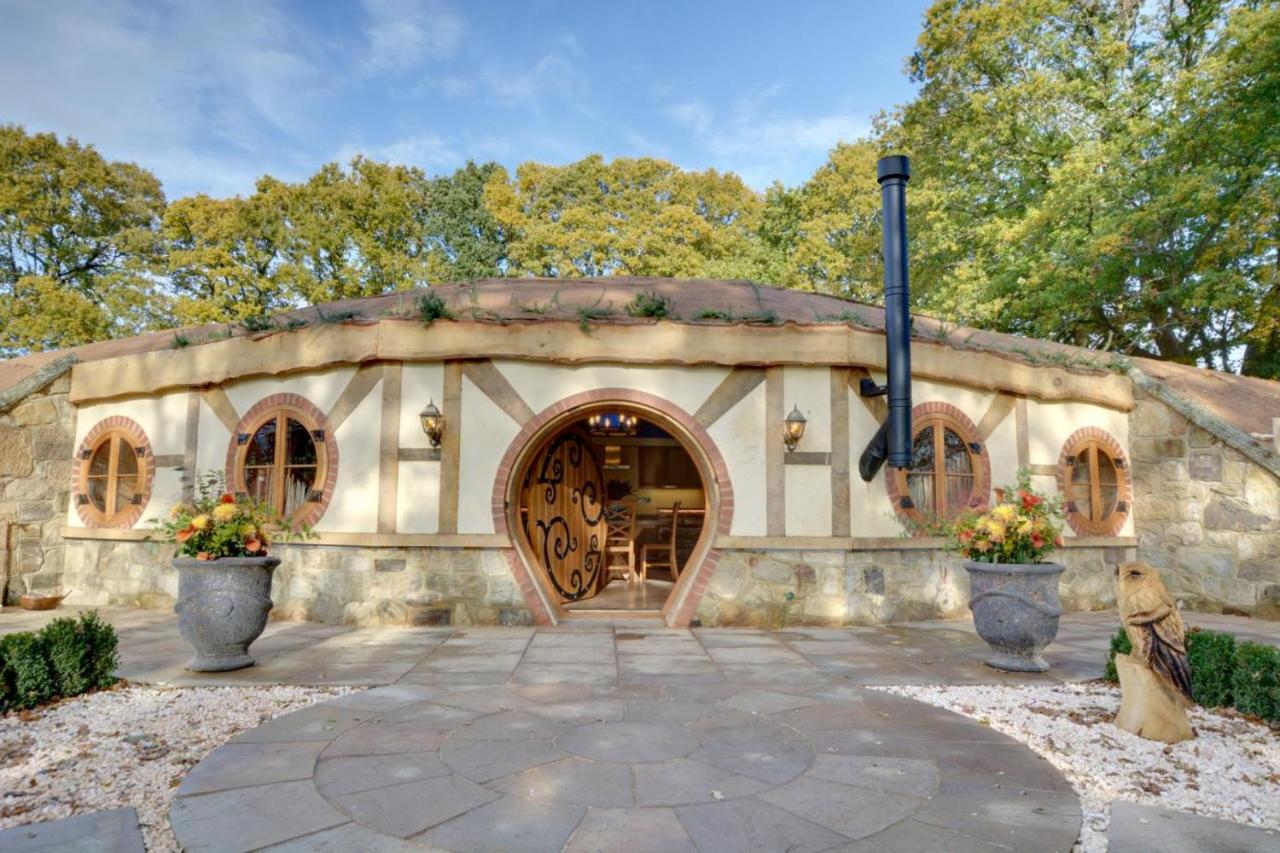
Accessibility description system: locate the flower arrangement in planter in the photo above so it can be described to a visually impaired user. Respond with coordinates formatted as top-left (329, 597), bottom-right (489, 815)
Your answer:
top-left (949, 470), bottom-right (1067, 672)
top-left (154, 474), bottom-right (310, 672)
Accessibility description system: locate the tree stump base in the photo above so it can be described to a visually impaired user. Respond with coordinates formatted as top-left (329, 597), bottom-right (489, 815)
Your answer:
top-left (1114, 653), bottom-right (1194, 744)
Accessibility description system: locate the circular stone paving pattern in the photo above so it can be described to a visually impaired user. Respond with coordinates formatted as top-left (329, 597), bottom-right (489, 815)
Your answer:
top-left (170, 683), bottom-right (1082, 852)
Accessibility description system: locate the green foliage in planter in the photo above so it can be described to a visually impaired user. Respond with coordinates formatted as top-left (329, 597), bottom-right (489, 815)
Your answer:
top-left (1104, 627), bottom-right (1131, 683)
top-left (0, 611), bottom-right (119, 713)
top-left (1186, 628), bottom-right (1235, 708)
top-left (1232, 641), bottom-right (1280, 722)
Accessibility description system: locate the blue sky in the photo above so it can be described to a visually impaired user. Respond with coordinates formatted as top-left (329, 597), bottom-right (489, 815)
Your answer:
top-left (0, 0), bottom-right (931, 200)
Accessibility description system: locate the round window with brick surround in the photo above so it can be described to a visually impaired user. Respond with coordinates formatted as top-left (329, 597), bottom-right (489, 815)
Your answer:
top-left (73, 416), bottom-right (154, 529)
top-left (1058, 428), bottom-right (1131, 537)
top-left (887, 402), bottom-right (991, 528)
top-left (227, 394), bottom-right (337, 527)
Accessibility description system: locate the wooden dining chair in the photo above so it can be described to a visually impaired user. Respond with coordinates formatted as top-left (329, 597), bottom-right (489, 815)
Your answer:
top-left (603, 499), bottom-right (637, 586)
top-left (641, 502), bottom-right (682, 582)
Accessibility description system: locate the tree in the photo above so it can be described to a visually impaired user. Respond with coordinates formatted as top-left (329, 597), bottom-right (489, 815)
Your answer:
top-left (0, 126), bottom-right (165, 354)
top-left (422, 161), bottom-right (507, 283)
top-left (484, 155), bottom-right (767, 280)
top-left (876, 0), bottom-right (1280, 373)
top-left (761, 141), bottom-right (885, 300)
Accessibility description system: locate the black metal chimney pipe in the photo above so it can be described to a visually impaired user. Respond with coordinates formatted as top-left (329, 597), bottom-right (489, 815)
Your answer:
top-left (878, 155), bottom-right (913, 470)
top-left (857, 156), bottom-right (914, 481)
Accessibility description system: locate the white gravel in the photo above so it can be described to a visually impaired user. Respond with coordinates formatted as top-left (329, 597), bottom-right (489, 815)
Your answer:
top-left (0, 684), bottom-right (353, 851)
top-left (873, 682), bottom-right (1280, 852)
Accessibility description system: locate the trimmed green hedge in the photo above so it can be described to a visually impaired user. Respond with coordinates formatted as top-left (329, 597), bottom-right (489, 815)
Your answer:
top-left (0, 611), bottom-right (118, 713)
top-left (1104, 625), bottom-right (1279, 722)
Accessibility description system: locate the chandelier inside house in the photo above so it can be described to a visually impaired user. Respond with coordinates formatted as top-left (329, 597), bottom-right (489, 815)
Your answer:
top-left (587, 412), bottom-right (639, 436)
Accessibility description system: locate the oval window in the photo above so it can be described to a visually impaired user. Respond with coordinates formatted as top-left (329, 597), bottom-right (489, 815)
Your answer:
top-left (233, 406), bottom-right (328, 522)
top-left (1060, 431), bottom-right (1130, 536)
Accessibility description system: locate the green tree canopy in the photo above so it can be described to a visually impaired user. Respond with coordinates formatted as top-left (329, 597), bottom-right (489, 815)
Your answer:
top-left (0, 126), bottom-right (165, 355)
top-left (485, 154), bottom-right (767, 279)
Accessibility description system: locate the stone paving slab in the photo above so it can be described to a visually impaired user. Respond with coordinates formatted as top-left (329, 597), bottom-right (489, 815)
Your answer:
top-left (0, 807), bottom-right (145, 853)
top-left (1107, 802), bottom-right (1280, 853)
top-left (169, 682), bottom-right (1082, 853)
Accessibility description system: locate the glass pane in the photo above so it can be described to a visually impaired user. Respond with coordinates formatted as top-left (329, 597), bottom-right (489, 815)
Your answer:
top-left (283, 466), bottom-right (316, 516)
top-left (285, 419), bottom-right (317, 466)
top-left (1096, 450), bottom-right (1119, 518)
top-left (114, 475), bottom-right (138, 512)
top-left (89, 442), bottom-right (112, 476)
top-left (907, 472), bottom-right (934, 515)
top-left (244, 466), bottom-right (274, 505)
top-left (942, 429), bottom-right (972, 474)
top-left (87, 476), bottom-right (108, 512)
top-left (116, 444), bottom-right (138, 476)
top-left (1071, 453), bottom-right (1093, 519)
top-left (944, 474), bottom-right (974, 516)
top-left (910, 426), bottom-right (935, 471)
top-left (246, 418), bottom-right (278, 466)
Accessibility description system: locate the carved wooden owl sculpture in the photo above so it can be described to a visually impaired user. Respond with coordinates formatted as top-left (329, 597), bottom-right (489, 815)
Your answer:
top-left (1115, 561), bottom-right (1193, 704)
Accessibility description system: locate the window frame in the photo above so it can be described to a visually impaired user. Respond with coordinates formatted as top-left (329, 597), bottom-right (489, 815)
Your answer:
top-left (1057, 428), bottom-right (1131, 537)
top-left (886, 402), bottom-right (991, 529)
top-left (73, 416), bottom-right (154, 529)
top-left (226, 393), bottom-right (337, 528)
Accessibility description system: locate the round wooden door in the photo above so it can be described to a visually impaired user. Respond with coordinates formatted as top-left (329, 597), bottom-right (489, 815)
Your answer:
top-left (520, 426), bottom-right (608, 602)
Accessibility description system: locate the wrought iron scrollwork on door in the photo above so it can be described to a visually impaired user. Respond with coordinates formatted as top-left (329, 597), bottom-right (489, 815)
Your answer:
top-left (521, 429), bottom-right (607, 602)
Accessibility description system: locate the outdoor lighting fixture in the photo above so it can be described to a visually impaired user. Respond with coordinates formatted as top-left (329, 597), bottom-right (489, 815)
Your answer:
top-left (783, 405), bottom-right (807, 452)
top-left (587, 412), bottom-right (639, 436)
top-left (419, 400), bottom-right (446, 448)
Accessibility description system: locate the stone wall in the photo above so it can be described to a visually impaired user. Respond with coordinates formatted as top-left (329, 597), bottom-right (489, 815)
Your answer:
top-left (63, 540), bottom-right (534, 627)
top-left (694, 545), bottom-right (1129, 628)
top-left (0, 375), bottom-right (74, 604)
top-left (1130, 390), bottom-right (1280, 618)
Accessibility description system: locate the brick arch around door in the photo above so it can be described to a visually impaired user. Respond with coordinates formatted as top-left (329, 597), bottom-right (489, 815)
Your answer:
top-left (492, 388), bottom-right (735, 626)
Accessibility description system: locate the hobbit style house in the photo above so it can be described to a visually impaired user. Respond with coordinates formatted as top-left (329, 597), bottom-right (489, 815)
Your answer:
top-left (0, 277), bottom-right (1277, 627)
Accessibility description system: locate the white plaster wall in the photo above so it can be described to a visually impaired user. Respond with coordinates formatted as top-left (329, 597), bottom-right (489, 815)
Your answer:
top-left (397, 461), bottom-right (440, 533)
top-left (781, 367), bottom-right (831, 452)
top-left (223, 366), bottom-right (358, 421)
top-left (911, 378), bottom-right (997, 429)
top-left (399, 363), bottom-right (445, 450)
top-left (848, 393), bottom-right (901, 537)
top-left (457, 375), bottom-right (521, 534)
top-left (786, 466), bottom-right (832, 536)
top-left (1026, 399), bottom-right (1133, 536)
top-left (315, 380), bottom-right (381, 532)
top-left (494, 361), bottom-right (730, 417)
top-left (986, 413), bottom-right (1020, 495)
top-left (195, 398), bottom-right (232, 483)
top-left (67, 392), bottom-right (189, 528)
top-left (708, 383), bottom-right (767, 536)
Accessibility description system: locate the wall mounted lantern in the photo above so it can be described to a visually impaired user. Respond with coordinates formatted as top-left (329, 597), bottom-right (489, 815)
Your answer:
top-left (783, 405), bottom-right (807, 452)
top-left (419, 400), bottom-right (446, 448)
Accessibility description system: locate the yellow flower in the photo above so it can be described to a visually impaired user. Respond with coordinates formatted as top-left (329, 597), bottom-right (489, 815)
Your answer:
top-left (191, 514), bottom-right (210, 531)
top-left (1017, 519), bottom-right (1033, 535)
top-left (992, 504), bottom-right (1018, 524)
top-left (212, 503), bottom-right (238, 522)
top-left (240, 523), bottom-right (257, 538)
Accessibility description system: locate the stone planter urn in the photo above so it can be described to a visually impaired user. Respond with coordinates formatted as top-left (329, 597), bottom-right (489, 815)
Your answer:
top-left (174, 556), bottom-right (279, 672)
top-left (963, 560), bottom-right (1065, 672)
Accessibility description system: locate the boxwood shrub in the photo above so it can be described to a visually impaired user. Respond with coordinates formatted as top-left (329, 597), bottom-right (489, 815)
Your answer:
top-left (1103, 624), bottom-right (1279, 723)
top-left (0, 611), bottom-right (119, 713)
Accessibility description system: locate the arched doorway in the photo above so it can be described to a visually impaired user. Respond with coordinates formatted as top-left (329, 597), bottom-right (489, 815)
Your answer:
top-left (515, 405), bottom-right (707, 613)
top-left (493, 390), bottom-right (733, 624)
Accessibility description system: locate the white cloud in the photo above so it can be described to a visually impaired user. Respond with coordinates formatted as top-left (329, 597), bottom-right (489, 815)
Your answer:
top-left (360, 0), bottom-right (463, 73)
top-left (0, 0), bottom-right (326, 198)
top-left (482, 34), bottom-right (586, 103)
top-left (664, 85), bottom-right (869, 187)
top-left (334, 133), bottom-right (458, 170)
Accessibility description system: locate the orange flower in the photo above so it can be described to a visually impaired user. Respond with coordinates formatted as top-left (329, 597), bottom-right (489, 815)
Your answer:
top-left (245, 536), bottom-right (263, 554)
top-left (1054, 535), bottom-right (1065, 547)
top-left (1031, 534), bottom-right (1045, 549)
top-left (175, 526), bottom-right (195, 543)
top-left (1020, 490), bottom-right (1043, 510)
top-left (196, 551), bottom-right (212, 561)
top-left (220, 493), bottom-right (236, 504)
top-left (959, 530), bottom-right (975, 543)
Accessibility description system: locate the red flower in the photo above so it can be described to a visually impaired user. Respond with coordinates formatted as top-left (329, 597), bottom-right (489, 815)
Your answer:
top-left (220, 493), bottom-right (236, 504)
top-left (175, 526), bottom-right (195, 543)
top-left (959, 530), bottom-right (975, 543)
top-left (1031, 534), bottom-right (1045, 549)
top-left (1019, 490), bottom-right (1042, 510)
top-left (245, 536), bottom-right (263, 554)
top-left (1054, 535), bottom-right (1065, 547)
